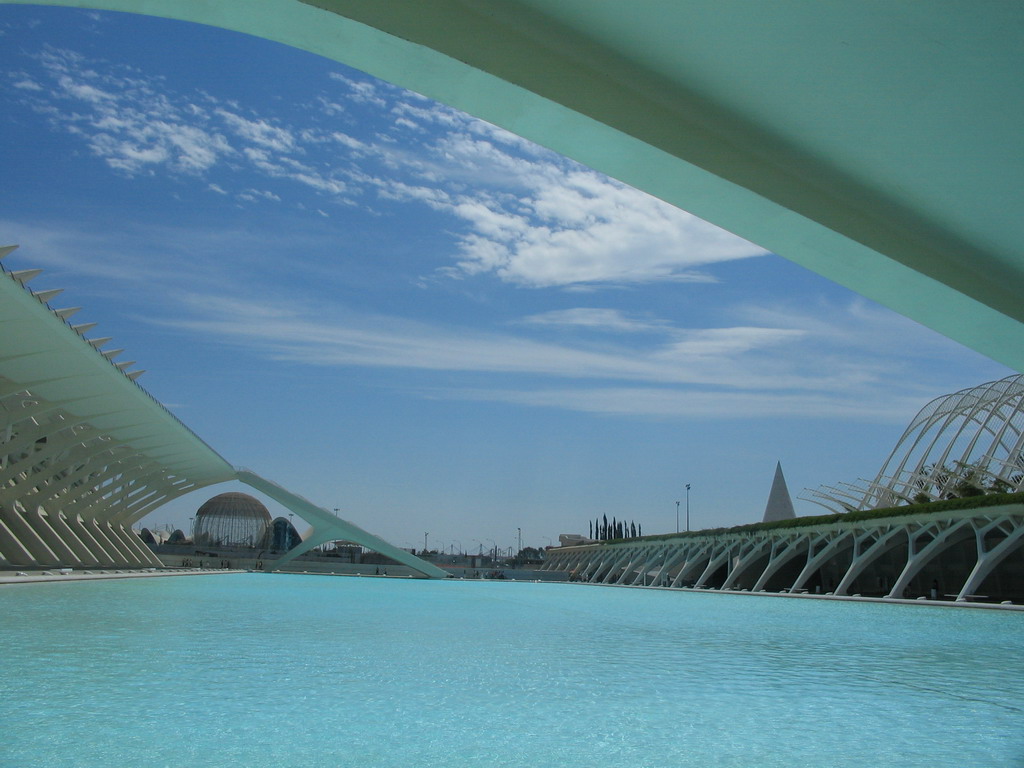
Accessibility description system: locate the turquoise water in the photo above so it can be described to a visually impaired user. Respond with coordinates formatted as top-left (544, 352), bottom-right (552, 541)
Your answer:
top-left (1, 575), bottom-right (1022, 767)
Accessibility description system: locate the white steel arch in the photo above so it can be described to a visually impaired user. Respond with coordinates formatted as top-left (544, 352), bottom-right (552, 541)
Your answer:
top-left (806, 375), bottom-right (1024, 514)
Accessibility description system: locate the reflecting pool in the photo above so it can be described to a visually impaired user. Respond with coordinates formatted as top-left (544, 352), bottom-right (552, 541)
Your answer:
top-left (1, 574), bottom-right (1021, 767)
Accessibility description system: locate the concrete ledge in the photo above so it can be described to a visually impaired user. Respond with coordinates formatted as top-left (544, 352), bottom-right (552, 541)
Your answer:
top-left (572, 581), bottom-right (1024, 611)
top-left (0, 568), bottom-right (246, 585)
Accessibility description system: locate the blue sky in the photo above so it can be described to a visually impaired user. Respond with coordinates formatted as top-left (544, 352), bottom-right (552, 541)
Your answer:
top-left (1, 6), bottom-right (1013, 552)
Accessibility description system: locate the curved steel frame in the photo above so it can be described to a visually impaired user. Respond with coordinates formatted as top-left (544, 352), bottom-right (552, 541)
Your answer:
top-left (808, 375), bottom-right (1024, 513)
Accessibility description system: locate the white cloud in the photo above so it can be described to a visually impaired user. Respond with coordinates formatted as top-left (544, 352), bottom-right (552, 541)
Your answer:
top-left (133, 289), bottom-right (992, 423)
top-left (432, 386), bottom-right (923, 422)
top-left (520, 308), bottom-right (667, 333)
top-left (16, 43), bottom-right (767, 290)
top-left (216, 109), bottom-right (295, 153)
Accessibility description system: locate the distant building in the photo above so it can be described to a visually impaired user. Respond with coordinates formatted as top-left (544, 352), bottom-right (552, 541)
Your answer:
top-left (193, 492), bottom-right (272, 548)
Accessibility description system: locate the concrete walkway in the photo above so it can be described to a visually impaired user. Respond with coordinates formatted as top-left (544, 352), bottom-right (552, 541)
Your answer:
top-left (0, 567), bottom-right (245, 585)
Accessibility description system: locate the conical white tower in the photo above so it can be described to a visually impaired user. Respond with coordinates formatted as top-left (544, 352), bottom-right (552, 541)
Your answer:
top-left (762, 461), bottom-right (796, 523)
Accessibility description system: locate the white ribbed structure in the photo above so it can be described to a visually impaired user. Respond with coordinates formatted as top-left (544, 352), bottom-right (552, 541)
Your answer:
top-left (0, 246), bottom-right (446, 578)
top-left (541, 502), bottom-right (1024, 602)
top-left (806, 375), bottom-right (1024, 514)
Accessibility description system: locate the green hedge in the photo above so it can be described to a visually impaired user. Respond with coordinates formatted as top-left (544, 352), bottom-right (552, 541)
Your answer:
top-left (599, 491), bottom-right (1024, 545)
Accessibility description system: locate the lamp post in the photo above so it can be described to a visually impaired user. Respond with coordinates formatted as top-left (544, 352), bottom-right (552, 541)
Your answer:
top-left (424, 532), bottom-right (429, 553)
top-left (686, 483), bottom-right (691, 532)
top-left (675, 500), bottom-right (680, 533)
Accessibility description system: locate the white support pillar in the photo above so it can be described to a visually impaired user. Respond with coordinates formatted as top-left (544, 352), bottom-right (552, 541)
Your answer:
top-left (66, 514), bottom-right (115, 564)
top-left (790, 531), bottom-right (855, 593)
top-left (722, 538), bottom-right (773, 591)
top-left (0, 515), bottom-right (34, 565)
top-left (886, 519), bottom-right (974, 598)
top-left (834, 526), bottom-right (905, 596)
top-left (694, 543), bottom-right (734, 588)
top-left (957, 518), bottom-right (1024, 600)
top-left (671, 543), bottom-right (713, 587)
top-left (24, 507), bottom-right (81, 565)
top-left (0, 504), bottom-right (59, 565)
top-left (751, 534), bottom-right (809, 592)
top-left (48, 510), bottom-right (97, 565)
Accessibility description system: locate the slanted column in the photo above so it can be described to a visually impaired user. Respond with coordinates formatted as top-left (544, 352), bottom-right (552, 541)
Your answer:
top-left (886, 519), bottom-right (973, 598)
top-left (956, 517), bottom-right (1024, 600)
top-left (722, 537), bottom-right (773, 591)
top-left (87, 519), bottom-right (135, 566)
top-left (0, 504), bottom-right (59, 565)
top-left (790, 531), bottom-right (854, 592)
top-left (694, 541), bottom-right (733, 588)
top-left (65, 514), bottom-right (116, 564)
top-left (0, 515), bottom-right (35, 565)
top-left (834, 526), bottom-right (905, 596)
top-left (751, 533), bottom-right (809, 592)
top-left (671, 542), bottom-right (712, 587)
top-left (47, 511), bottom-right (97, 565)
top-left (23, 507), bottom-right (82, 565)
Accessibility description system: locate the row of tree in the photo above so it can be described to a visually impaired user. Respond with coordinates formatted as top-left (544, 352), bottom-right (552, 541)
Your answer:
top-left (590, 515), bottom-right (641, 541)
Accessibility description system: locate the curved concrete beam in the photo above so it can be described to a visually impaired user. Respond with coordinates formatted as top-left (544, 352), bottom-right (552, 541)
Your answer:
top-left (235, 469), bottom-right (447, 578)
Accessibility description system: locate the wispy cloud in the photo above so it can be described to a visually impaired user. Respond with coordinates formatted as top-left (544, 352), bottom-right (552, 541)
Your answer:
top-left (10, 42), bottom-right (766, 290)
top-left (134, 289), bottom-right (987, 422)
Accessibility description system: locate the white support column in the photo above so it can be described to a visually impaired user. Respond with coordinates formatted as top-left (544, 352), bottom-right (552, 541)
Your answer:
top-left (886, 519), bottom-right (974, 598)
top-left (671, 542), bottom-right (713, 587)
top-left (751, 534), bottom-right (809, 592)
top-left (790, 531), bottom-right (855, 592)
top-left (0, 504), bottom-right (59, 564)
top-left (88, 519), bottom-right (134, 566)
top-left (957, 518), bottom-right (1024, 600)
top-left (48, 510), bottom-right (97, 565)
top-left (694, 542), bottom-right (734, 588)
top-left (24, 506), bottom-right (81, 565)
top-left (0, 514), bottom-right (35, 565)
top-left (107, 522), bottom-right (160, 566)
top-left (66, 514), bottom-right (116, 564)
top-left (613, 548), bottom-right (644, 584)
top-left (834, 526), bottom-right (905, 596)
top-left (722, 538), bottom-right (773, 591)
top-left (630, 546), bottom-right (667, 586)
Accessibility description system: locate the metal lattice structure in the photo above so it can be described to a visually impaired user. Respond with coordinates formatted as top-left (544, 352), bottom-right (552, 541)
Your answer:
top-left (193, 493), bottom-right (272, 548)
top-left (807, 375), bottom-right (1024, 513)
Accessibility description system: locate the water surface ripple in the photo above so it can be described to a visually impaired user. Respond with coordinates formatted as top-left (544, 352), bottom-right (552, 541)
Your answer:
top-left (1, 574), bottom-right (1021, 767)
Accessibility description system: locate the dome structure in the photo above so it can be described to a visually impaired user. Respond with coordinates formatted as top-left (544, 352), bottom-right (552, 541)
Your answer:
top-left (193, 492), bottom-right (271, 548)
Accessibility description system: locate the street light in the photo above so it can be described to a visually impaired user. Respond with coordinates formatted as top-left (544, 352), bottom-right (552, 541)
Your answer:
top-left (675, 500), bottom-right (680, 533)
top-left (424, 532), bottom-right (429, 553)
top-left (686, 483), bottom-right (691, 532)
